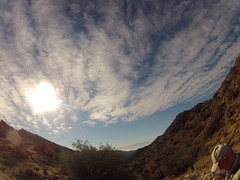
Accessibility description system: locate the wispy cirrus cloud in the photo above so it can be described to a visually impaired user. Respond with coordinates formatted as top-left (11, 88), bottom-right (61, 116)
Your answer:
top-left (0, 0), bottom-right (239, 135)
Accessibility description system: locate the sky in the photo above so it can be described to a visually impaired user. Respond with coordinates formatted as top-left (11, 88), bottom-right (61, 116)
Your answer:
top-left (0, 0), bottom-right (240, 151)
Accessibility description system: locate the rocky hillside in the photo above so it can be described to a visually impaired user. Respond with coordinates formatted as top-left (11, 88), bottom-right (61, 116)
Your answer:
top-left (0, 120), bottom-right (72, 180)
top-left (128, 55), bottom-right (240, 179)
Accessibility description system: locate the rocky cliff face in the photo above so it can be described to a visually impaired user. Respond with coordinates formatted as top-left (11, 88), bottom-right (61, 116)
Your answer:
top-left (128, 55), bottom-right (240, 179)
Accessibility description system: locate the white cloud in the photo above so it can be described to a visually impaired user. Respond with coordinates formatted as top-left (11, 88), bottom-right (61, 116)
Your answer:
top-left (0, 0), bottom-right (239, 133)
top-left (82, 120), bottom-right (96, 127)
top-left (42, 118), bottom-right (52, 129)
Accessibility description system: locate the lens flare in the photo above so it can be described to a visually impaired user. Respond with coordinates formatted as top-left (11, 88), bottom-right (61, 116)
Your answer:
top-left (29, 82), bottom-right (59, 112)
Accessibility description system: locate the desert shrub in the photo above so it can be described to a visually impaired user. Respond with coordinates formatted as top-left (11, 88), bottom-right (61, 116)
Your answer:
top-left (60, 140), bottom-right (133, 180)
top-left (72, 139), bottom-right (97, 151)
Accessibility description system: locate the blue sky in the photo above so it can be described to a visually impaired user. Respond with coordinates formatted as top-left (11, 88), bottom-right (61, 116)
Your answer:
top-left (0, 0), bottom-right (240, 150)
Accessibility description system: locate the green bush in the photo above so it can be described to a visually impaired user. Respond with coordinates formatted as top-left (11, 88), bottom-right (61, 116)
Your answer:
top-left (60, 140), bottom-right (133, 180)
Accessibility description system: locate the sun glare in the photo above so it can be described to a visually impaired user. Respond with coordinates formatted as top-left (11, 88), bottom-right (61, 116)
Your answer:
top-left (29, 82), bottom-right (59, 112)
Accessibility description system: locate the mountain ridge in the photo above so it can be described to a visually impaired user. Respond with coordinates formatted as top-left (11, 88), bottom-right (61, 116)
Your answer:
top-left (0, 119), bottom-right (73, 179)
top-left (128, 55), bottom-right (240, 179)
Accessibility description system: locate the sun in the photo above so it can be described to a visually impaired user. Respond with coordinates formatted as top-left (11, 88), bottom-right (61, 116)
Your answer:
top-left (29, 82), bottom-right (59, 112)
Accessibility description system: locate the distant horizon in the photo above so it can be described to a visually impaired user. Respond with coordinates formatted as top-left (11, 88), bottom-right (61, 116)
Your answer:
top-left (117, 141), bottom-right (152, 151)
